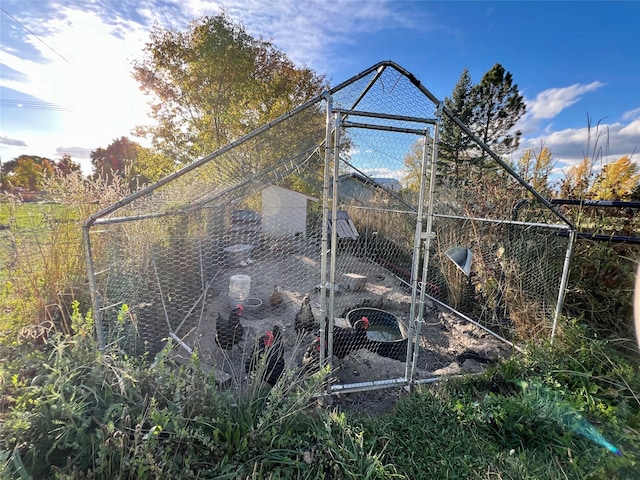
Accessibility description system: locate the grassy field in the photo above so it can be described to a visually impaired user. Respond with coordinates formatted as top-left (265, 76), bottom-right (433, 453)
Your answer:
top-left (0, 199), bottom-right (87, 338)
top-left (0, 200), bottom-right (77, 272)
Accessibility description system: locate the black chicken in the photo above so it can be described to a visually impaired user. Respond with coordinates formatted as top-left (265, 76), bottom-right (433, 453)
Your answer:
top-left (332, 316), bottom-right (370, 359)
top-left (245, 325), bottom-right (285, 387)
top-left (215, 304), bottom-right (244, 350)
top-left (294, 294), bottom-right (316, 335)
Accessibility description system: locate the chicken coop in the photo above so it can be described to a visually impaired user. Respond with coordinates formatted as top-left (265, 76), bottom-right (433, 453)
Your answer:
top-left (83, 61), bottom-right (575, 396)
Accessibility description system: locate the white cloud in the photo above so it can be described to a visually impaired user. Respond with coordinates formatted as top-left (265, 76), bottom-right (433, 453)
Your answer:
top-left (360, 166), bottom-right (407, 181)
top-left (528, 82), bottom-right (605, 120)
top-left (1, 0), bottom-right (417, 166)
top-left (518, 118), bottom-right (640, 180)
top-left (179, 0), bottom-right (421, 77)
top-left (516, 82), bottom-right (606, 135)
top-left (3, 0), bottom-right (636, 187)
top-left (0, 136), bottom-right (27, 147)
top-left (622, 108), bottom-right (640, 122)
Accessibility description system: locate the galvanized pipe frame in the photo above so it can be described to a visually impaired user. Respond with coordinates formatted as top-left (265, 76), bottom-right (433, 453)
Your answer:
top-left (432, 213), bottom-right (572, 231)
top-left (83, 60), bottom-right (577, 386)
top-left (332, 108), bottom-right (437, 125)
top-left (327, 110), bottom-right (342, 372)
top-left (551, 229), bottom-right (577, 342)
top-left (322, 106), bottom-right (436, 394)
top-left (318, 93), bottom-right (333, 373)
top-left (409, 122), bottom-right (439, 384)
top-left (321, 103), bottom-right (574, 395)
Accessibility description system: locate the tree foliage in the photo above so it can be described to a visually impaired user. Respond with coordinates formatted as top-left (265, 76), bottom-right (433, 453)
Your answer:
top-left (130, 148), bottom-right (175, 184)
top-left (56, 154), bottom-right (82, 176)
top-left (559, 155), bottom-right (640, 201)
top-left (470, 63), bottom-right (526, 160)
top-left (90, 136), bottom-right (141, 184)
top-left (514, 146), bottom-right (555, 197)
top-left (402, 130), bottom-right (443, 195)
top-left (132, 13), bottom-right (326, 167)
top-left (439, 68), bottom-right (475, 180)
top-left (403, 136), bottom-right (428, 192)
top-left (404, 64), bottom-right (526, 192)
top-left (0, 155), bottom-right (79, 191)
top-left (589, 156), bottom-right (640, 200)
top-left (559, 158), bottom-right (593, 199)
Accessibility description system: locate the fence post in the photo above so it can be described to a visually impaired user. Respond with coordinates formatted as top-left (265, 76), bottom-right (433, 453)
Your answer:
top-left (551, 229), bottom-right (576, 342)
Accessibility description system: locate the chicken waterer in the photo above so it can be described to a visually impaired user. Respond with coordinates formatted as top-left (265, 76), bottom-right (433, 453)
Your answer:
top-left (345, 307), bottom-right (408, 361)
top-left (229, 274), bottom-right (251, 308)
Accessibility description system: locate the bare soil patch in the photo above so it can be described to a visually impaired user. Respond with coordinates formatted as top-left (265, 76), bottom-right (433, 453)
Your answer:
top-left (167, 245), bottom-right (513, 416)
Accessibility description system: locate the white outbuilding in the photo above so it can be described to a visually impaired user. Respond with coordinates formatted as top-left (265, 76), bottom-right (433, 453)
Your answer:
top-left (261, 185), bottom-right (318, 239)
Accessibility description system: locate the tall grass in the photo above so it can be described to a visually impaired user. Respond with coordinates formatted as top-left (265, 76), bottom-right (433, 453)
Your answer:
top-left (2, 305), bottom-right (637, 478)
top-left (0, 302), bottom-right (399, 479)
top-left (0, 173), bottom-right (129, 342)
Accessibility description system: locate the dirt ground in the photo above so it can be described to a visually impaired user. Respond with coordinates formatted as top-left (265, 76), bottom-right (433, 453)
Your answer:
top-left (167, 246), bottom-right (514, 416)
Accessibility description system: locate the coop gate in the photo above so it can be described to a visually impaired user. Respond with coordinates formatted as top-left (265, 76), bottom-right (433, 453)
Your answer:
top-left (83, 61), bottom-right (574, 396)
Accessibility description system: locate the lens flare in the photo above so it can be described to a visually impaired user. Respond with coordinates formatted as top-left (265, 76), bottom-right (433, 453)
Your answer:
top-left (515, 380), bottom-right (622, 456)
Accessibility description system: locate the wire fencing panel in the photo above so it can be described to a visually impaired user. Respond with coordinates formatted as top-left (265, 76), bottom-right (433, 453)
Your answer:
top-left (85, 62), bottom-right (573, 395)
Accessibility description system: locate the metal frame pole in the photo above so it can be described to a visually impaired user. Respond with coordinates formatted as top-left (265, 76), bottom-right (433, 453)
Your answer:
top-left (409, 122), bottom-right (440, 382)
top-left (327, 112), bottom-right (342, 377)
top-left (551, 229), bottom-right (576, 342)
top-left (319, 93), bottom-right (333, 370)
top-left (82, 224), bottom-right (105, 351)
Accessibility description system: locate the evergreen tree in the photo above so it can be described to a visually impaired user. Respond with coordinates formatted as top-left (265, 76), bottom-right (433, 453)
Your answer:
top-left (439, 68), bottom-right (475, 182)
top-left (470, 63), bottom-right (526, 163)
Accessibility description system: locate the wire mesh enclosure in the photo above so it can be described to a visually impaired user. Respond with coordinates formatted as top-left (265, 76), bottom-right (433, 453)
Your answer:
top-left (84, 61), bottom-right (574, 395)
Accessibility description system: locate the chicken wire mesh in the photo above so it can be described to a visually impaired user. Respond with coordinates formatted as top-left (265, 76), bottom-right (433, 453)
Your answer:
top-left (84, 61), bottom-right (574, 395)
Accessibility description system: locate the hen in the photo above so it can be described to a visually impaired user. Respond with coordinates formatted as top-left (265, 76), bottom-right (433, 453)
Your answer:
top-left (270, 284), bottom-right (284, 308)
top-left (300, 335), bottom-right (322, 376)
top-left (332, 316), bottom-right (370, 359)
top-left (294, 294), bottom-right (316, 335)
top-left (215, 304), bottom-right (244, 350)
top-left (245, 325), bottom-right (285, 387)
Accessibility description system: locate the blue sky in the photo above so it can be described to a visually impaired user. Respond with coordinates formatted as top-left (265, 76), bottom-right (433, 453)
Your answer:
top-left (1, 0), bottom-right (639, 178)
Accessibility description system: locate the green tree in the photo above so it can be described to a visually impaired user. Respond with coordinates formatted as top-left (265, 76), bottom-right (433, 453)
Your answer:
top-left (0, 158), bottom-right (17, 189)
top-left (403, 133), bottom-right (435, 193)
top-left (90, 136), bottom-right (141, 183)
top-left (14, 157), bottom-right (42, 190)
top-left (132, 13), bottom-right (326, 167)
top-left (470, 63), bottom-right (526, 162)
top-left (55, 154), bottom-right (82, 176)
top-left (439, 68), bottom-right (475, 181)
top-left (130, 147), bottom-right (175, 184)
top-left (2, 155), bottom-right (55, 190)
